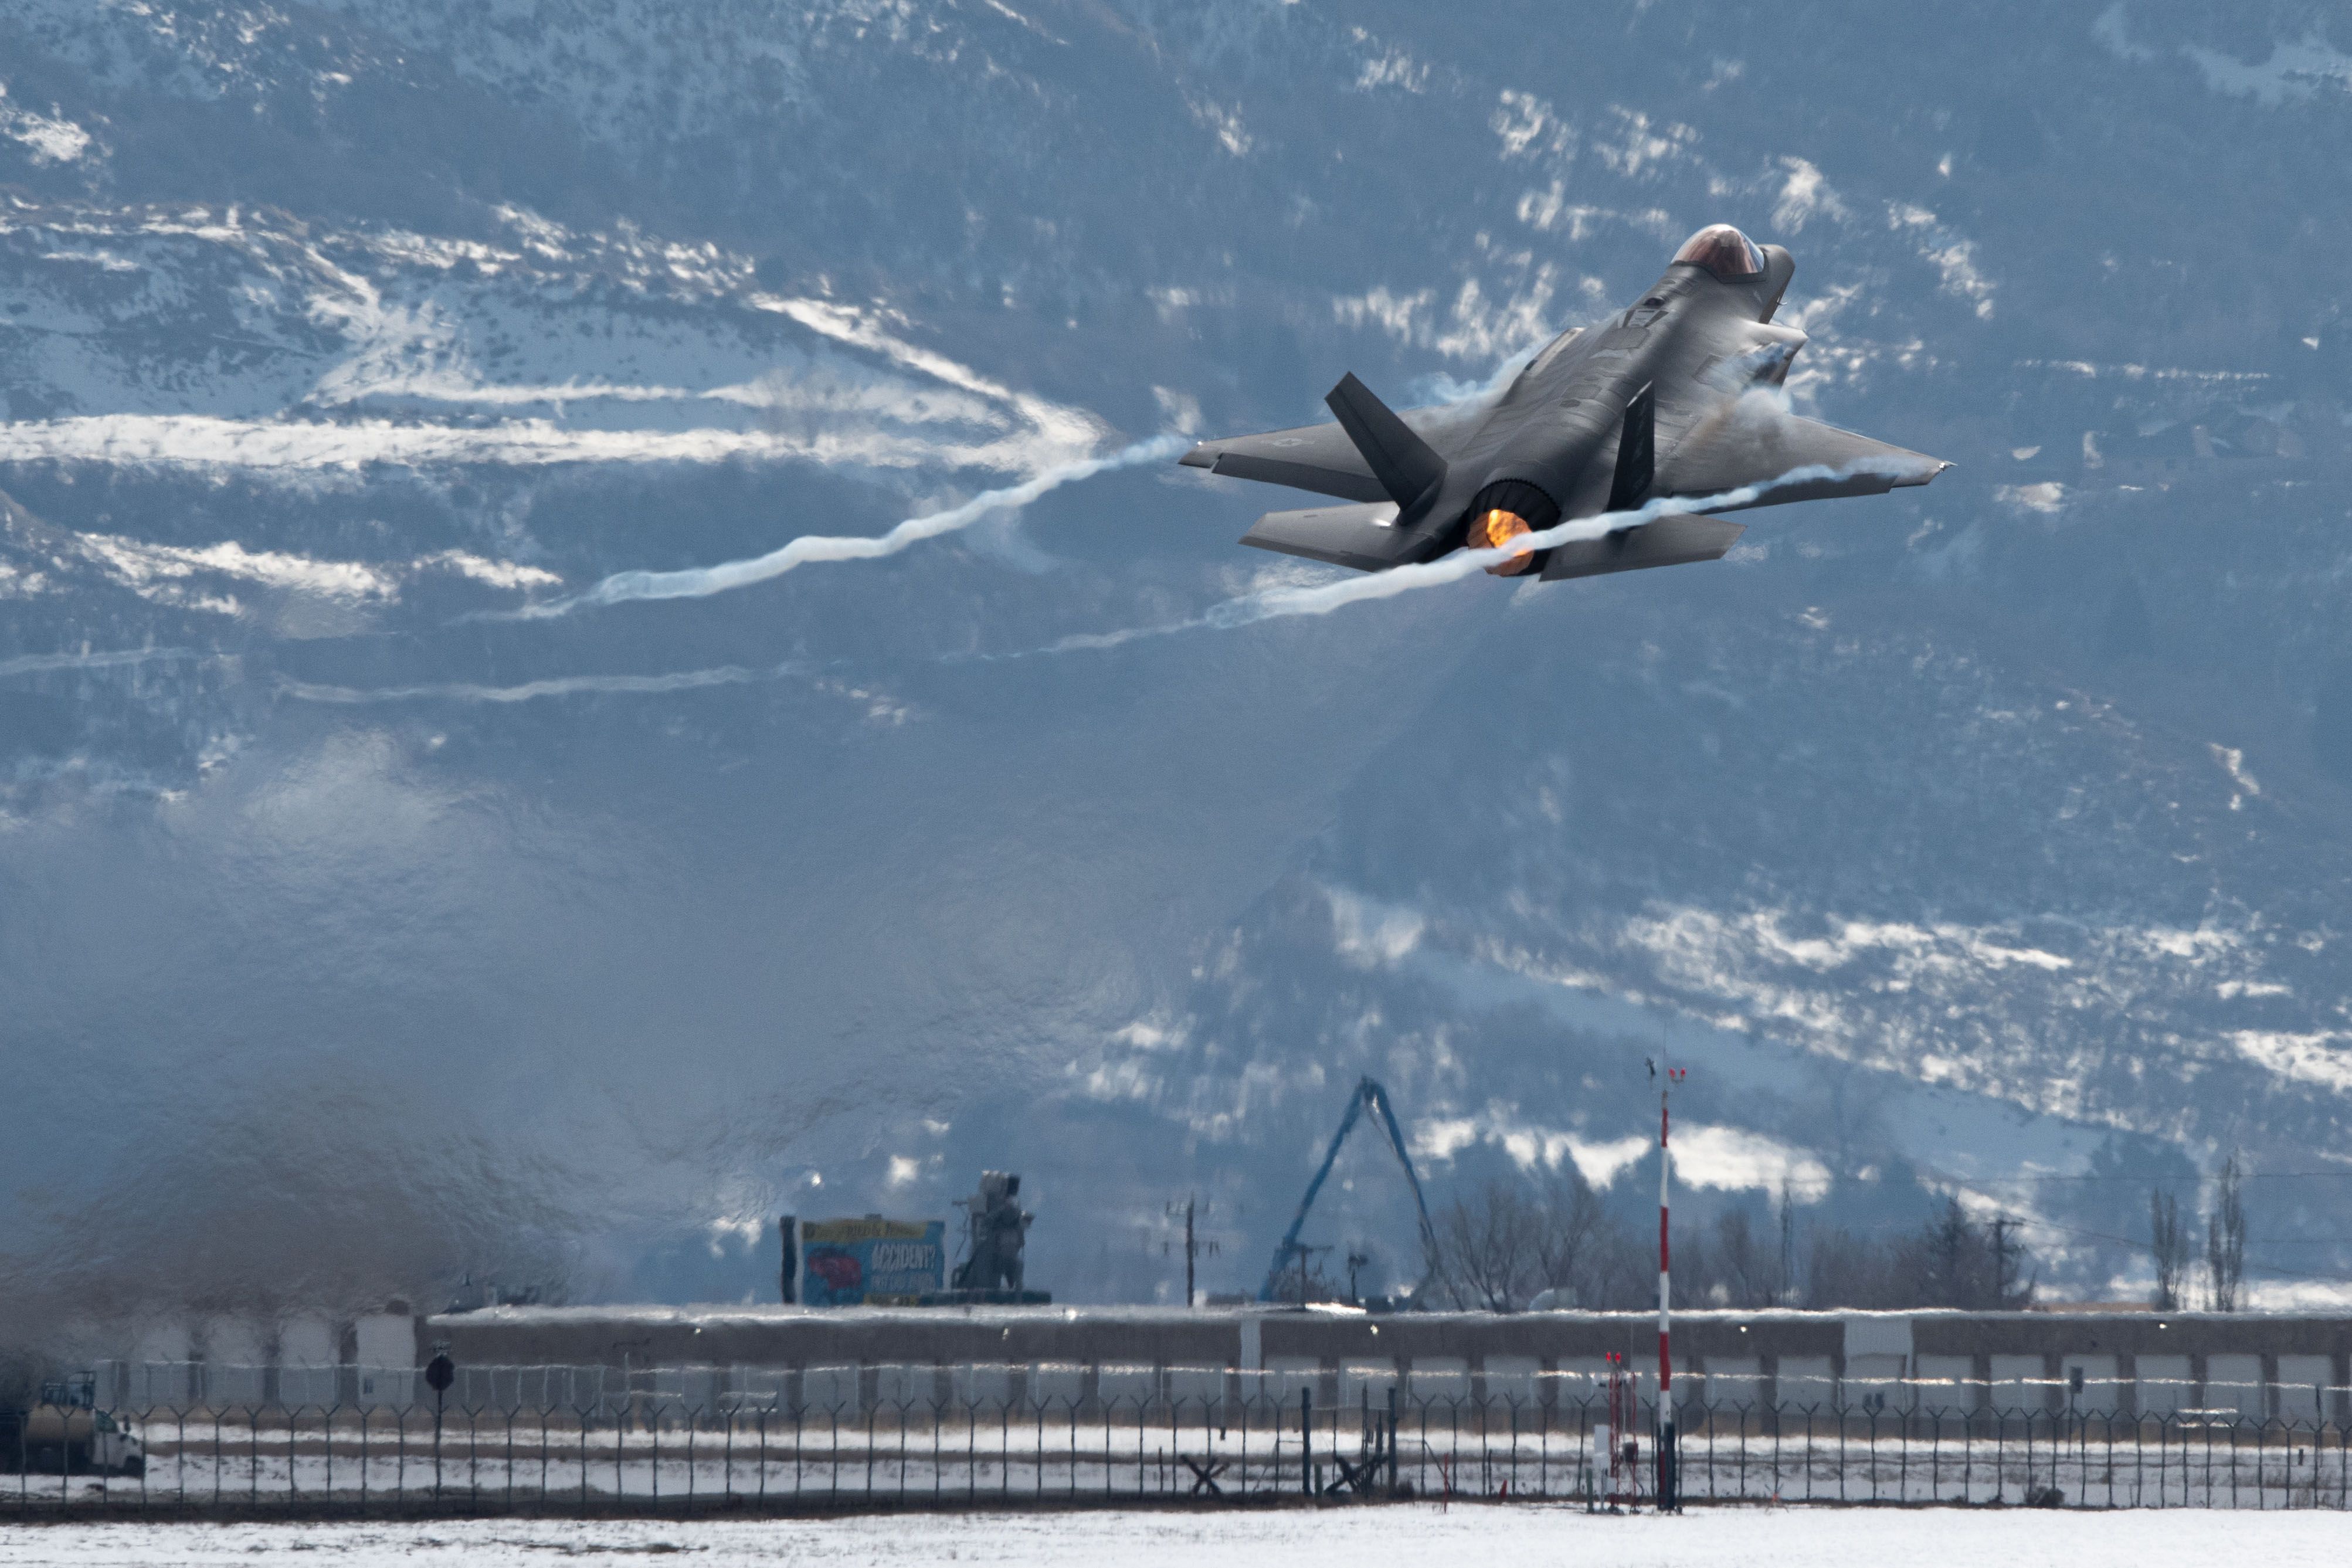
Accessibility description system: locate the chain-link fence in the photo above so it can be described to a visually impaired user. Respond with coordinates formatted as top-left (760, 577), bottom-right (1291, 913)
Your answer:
top-left (5, 1366), bottom-right (2347, 1516)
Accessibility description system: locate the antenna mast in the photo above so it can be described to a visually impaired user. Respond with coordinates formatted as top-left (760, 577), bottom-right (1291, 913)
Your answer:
top-left (1649, 1055), bottom-right (1685, 1512)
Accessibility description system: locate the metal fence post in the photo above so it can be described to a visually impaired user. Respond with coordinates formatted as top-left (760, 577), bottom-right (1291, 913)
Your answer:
top-left (1299, 1386), bottom-right (1312, 1496)
top-left (1387, 1387), bottom-right (1400, 1496)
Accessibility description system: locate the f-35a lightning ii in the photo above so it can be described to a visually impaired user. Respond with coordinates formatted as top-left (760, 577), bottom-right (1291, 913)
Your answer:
top-left (1178, 225), bottom-right (1949, 581)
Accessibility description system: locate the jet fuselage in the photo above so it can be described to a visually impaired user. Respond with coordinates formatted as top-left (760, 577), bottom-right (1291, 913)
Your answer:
top-left (1179, 225), bottom-right (1945, 583)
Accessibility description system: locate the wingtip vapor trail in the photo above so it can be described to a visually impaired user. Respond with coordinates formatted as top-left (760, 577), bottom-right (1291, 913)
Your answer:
top-left (505, 433), bottom-right (1188, 619)
top-left (1009, 454), bottom-right (1944, 658)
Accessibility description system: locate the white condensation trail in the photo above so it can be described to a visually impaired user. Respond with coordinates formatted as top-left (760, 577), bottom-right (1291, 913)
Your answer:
top-left (517, 433), bottom-right (1187, 618)
top-left (0, 647), bottom-right (206, 678)
top-left (277, 666), bottom-right (786, 704)
top-left (1020, 459), bottom-right (1943, 657)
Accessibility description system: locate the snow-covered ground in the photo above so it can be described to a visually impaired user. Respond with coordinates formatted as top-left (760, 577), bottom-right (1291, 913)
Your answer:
top-left (0, 1506), bottom-right (2344, 1567)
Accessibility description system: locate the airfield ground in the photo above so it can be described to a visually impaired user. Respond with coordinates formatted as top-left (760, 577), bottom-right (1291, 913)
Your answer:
top-left (0, 1504), bottom-right (2339, 1566)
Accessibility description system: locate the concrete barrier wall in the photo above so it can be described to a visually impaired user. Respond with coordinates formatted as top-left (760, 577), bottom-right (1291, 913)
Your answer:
top-left (406, 1306), bottom-right (2352, 1422)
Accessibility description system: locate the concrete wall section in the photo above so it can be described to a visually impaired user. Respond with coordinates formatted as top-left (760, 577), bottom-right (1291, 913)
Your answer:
top-left (385, 1307), bottom-right (2352, 1421)
top-left (82, 1305), bottom-right (2352, 1423)
top-left (1913, 1354), bottom-right (1977, 1413)
top-left (2276, 1355), bottom-right (2333, 1422)
top-left (2059, 1353), bottom-right (2122, 1416)
top-left (2136, 1353), bottom-right (2193, 1414)
top-left (1776, 1356), bottom-right (1835, 1410)
top-left (2205, 1353), bottom-right (2265, 1417)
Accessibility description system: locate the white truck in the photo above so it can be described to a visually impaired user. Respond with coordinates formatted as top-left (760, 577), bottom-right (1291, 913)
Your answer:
top-left (2, 1376), bottom-right (144, 1477)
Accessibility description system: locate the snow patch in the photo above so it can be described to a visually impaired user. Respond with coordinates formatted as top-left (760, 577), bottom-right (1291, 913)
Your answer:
top-left (2210, 744), bottom-right (2262, 807)
top-left (1563, 1133), bottom-right (1650, 1188)
top-left (2185, 36), bottom-right (2352, 107)
top-left (2092, 4), bottom-right (2157, 64)
top-left (1770, 158), bottom-right (1848, 233)
top-left (0, 86), bottom-right (94, 165)
top-left (1996, 482), bottom-right (2068, 514)
top-left (1187, 98), bottom-right (1253, 157)
top-left (2230, 1031), bottom-right (2352, 1095)
top-left (1491, 90), bottom-right (1572, 162)
top-left (1888, 205), bottom-right (1997, 318)
top-left (1327, 888), bottom-right (1428, 968)
top-left (1411, 1118), bottom-right (1481, 1163)
top-left (1671, 1124), bottom-right (1831, 1194)
top-left (73, 534), bottom-right (399, 603)
top-left (1591, 107), bottom-right (1696, 179)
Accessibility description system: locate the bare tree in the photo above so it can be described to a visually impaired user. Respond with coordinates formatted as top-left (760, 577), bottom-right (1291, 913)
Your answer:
top-left (1714, 1210), bottom-right (1779, 1309)
top-left (1431, 1179), bottom-right (1545, 1311)
top-left (1431, 1168), bottom-right (1644, 1311)
top-left (2207, 1152), bottom-right (2246, 1312)
top-left (1777, 1183), bottom-right (1798, 1305)
top-left (1803, 1201), bottom-right (2038, 1309)
top-left (1918, 1199), bottom-right (1977, 1306)
top-left (1528, 1172), bottom-right (1616, 1305)
top-left (2149, 1189), bottom-right (2190, 1311)
top-left (1803, 1226), bottom-right (1901, 1309)
top-left (1434, 1173), bottom-right (2043, 1315)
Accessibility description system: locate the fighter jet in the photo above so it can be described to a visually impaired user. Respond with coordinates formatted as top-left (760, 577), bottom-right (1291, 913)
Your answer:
top-left (1177, 225), bottom-right (1949, 581)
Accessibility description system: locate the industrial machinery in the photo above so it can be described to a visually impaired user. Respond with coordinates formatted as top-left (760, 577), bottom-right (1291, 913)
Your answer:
top-left (1257, 1077), bottom-right (1441, 1304)
top-left (946, 1170), bottom-right (1044, 1300)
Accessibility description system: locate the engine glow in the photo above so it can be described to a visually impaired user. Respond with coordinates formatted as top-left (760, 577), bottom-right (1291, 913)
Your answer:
top-left (1468, 508), bottom-right (1538, 575)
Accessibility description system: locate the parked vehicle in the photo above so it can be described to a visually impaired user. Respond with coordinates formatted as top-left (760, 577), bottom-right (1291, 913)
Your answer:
top-left (0, 1376), bottom-right (143, 1477)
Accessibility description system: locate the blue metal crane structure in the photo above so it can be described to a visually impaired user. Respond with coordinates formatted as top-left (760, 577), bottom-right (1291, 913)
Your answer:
top-left (1257, 1076), bottom-right (1442, 1304)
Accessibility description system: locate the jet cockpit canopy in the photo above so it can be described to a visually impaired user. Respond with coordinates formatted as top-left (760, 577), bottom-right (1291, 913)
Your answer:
top-left (1672, 223), bottom-right (1766, 282)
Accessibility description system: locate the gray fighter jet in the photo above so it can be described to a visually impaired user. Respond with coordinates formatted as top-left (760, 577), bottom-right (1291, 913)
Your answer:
top-left (1178, 225), bottom-right (1949, 581)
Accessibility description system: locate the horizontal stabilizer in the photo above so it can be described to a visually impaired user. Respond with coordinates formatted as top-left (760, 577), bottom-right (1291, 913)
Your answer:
top-left (1240, 500), bottom-right (1416, 573)
top-left (1540, 515), bottom-right (1746, 582)
top-left (1323, 373), bottom-right (1448, 509)
top-left (1178, 405), bottom-right (1463, 504)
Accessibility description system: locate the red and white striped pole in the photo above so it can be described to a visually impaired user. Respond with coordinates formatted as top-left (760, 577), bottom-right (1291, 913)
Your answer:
top-left (1655, 1061), bottom-right (1683, 1511)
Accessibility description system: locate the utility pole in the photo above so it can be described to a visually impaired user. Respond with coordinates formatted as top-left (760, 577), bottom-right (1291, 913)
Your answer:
top-left (1648, 1056), bottom-right (1685, 1512)
top-left (1185, 1197), bottom-right (1196, 1308)
top-left (1777, 1182), bottom-right (1796, 1305)
top-left (1282, 1240), bottom-right (1329, 1306)
top-left (1165, 1195), bottom-right (1217, 1307)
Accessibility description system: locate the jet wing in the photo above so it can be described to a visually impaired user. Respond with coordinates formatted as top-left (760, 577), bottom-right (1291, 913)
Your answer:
top-left (1539, 515), bottom-right (1747, 582)
top-left (1179, 406), bottom-right (1462, 504)
top-left (1657, 401), bottom-right (1947, 511)
top-left (1239, 500), bottom-right (1420, 572)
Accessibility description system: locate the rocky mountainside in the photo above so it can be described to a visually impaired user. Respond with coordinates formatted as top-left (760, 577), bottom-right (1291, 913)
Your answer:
top-left (2, 0), bottom-right (2351, 1332)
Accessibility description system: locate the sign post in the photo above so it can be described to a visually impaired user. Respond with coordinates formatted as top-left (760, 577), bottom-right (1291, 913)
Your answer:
top-left (424, 1348), bottom-right (454, 1502)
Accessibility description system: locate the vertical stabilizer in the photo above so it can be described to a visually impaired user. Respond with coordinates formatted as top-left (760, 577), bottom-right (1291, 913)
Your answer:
top-left (1325, 372), bottom-right (1448, 510)
top-left (1608, 382), bottom-right (1655, 514)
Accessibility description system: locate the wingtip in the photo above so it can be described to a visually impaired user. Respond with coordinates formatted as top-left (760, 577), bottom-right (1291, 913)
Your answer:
top-left (1177, 446), bottom-right (1216, 470)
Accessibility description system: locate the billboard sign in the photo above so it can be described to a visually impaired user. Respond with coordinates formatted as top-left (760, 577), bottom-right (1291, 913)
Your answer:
top-left (792, 1217), bottom-right (945, 1306)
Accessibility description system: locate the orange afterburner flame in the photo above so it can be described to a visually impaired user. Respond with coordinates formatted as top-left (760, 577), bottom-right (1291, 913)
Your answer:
top-left (1469, 508), bottom-right (1538, 575)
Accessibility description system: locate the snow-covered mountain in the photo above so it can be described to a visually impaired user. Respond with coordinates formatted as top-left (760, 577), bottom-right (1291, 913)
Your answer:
top-left (4, 0), bottom-right (2352, 1335)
